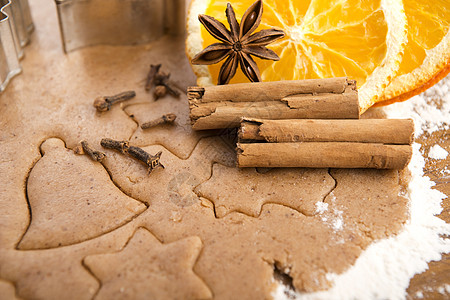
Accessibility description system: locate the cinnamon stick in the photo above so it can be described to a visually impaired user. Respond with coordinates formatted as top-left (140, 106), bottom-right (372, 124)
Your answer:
top-left (239, 118), bottom-right (414, 145)
top-left (191, 77), bottom-right (350, 103)
top-left (188, 78), bottom-right (359, 130)
top-left (237, 142), bottom-right (412, 169)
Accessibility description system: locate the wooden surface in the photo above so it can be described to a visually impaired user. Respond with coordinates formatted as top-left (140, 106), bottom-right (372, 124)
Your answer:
top-left (407, 130), bottom-right (450, 299)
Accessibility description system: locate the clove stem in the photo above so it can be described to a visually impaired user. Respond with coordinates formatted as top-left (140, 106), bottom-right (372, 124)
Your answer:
top-left (141, 113), bottom-right (177, 129)
top-left (79, 140), bottom-right (106, 162)
top-left (93, 91), bottom-right (136, 112)
top-left (100, 138), bottom-right (164, 174)
top-left (164, 82), bottom-right (181, 97)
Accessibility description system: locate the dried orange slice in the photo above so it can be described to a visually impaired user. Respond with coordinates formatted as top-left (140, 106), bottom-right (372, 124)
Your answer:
top-left (376, 0), bottom-right (450, 106)
top-left (186, 0), bottom-right (408, 113)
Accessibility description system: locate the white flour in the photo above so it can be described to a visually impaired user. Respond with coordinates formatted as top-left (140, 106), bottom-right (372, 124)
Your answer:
top-left (428, 145), bottom-right (449, 160)
top-left (414, 284), bottom-right (450, 299)
top-left (274, 75), bottom-right (450, 300)
top-left (331, 210), bottom-right (344, 231)
top-left (315, 199), bottom-right (344, 231)
top-left (315, 201), bottom-right (329, 214)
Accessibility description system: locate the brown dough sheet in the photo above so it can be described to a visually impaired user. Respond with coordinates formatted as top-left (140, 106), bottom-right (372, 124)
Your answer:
top-left (0, 1), bottom-right (420, 299)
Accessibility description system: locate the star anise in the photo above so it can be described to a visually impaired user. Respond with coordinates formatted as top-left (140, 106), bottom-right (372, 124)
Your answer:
top-left (191, 0), bottom-right (285, 85)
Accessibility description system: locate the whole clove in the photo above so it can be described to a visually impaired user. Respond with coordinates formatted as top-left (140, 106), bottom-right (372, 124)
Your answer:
top-left (154, 71), bottom-right (180, 98)
top-left (74, 140), bottom-right (106, 162)
top-left (93, 90), bottom-right (136, 112)
top-left (145, 64), bottom-right (161, 91)
top-left (141, 113), bottom-right (177, 129)
top-left (145, 64), bottom-right (181, 100)
top-left (100, 138), bottom-right (164, 174)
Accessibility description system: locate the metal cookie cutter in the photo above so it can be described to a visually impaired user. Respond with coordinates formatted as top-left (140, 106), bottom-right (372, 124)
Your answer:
top-left (0, 0), bottom-right (33, 92)
top-left (55, 0), bottom-right (186, 53)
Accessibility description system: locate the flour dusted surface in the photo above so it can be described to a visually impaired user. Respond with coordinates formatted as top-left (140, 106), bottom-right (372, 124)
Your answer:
top-left (274, 75), bottom-right (450, 300)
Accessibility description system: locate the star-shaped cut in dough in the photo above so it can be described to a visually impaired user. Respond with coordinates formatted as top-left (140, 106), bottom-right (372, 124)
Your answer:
top-left (83, 228), bottom-right (212, 300)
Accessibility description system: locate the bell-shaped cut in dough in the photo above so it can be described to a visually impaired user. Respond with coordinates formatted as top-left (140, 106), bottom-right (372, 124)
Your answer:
top-left (18, 138), bottom-right (146, 249)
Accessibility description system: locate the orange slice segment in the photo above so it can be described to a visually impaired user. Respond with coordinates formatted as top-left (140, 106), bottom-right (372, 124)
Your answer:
top-left (376, 0), bottom-right (450, 106)
top-left (186, 0), bottom-right (408, 113)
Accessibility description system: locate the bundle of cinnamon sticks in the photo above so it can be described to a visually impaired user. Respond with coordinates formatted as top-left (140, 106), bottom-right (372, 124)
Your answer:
top-left (187, 78), bottom-right (414, 169)
top-left (237, 118), bottom-right (413, 169)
